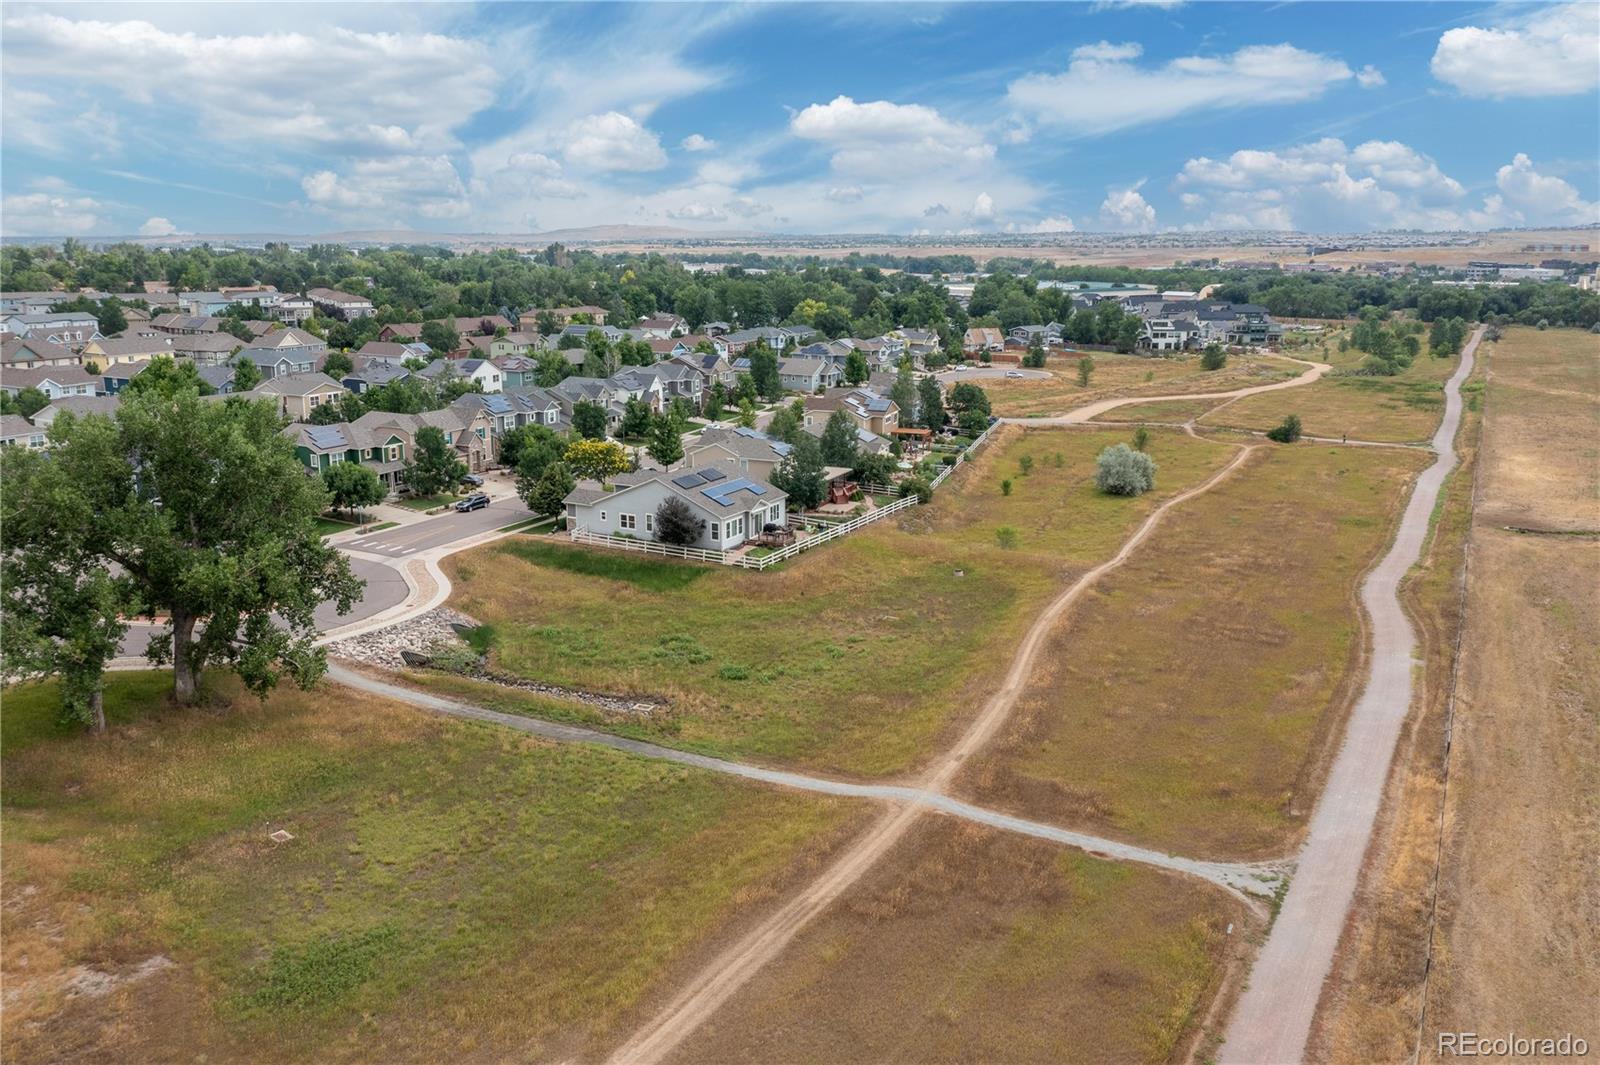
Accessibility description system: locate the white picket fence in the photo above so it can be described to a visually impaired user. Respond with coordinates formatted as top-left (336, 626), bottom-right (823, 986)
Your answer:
top-left (565, 419), bottom-right (1002, 570)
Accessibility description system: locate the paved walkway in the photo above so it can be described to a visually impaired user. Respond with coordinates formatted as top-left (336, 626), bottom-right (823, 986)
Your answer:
top-left (1218, 328), bottom-right (1483, 1064)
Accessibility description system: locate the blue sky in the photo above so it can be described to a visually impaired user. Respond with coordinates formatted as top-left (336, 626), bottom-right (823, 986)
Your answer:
top-left (2, 1), bottom-right (1596, 236)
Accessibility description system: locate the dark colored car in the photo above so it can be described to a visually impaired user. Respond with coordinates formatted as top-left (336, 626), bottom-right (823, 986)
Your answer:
top-left (461, 474), bottom-right (485, 487)
top-left (454, 493), bottom-right (490, 512)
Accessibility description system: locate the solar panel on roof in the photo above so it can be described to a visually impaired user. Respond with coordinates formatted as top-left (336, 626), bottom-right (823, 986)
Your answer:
top-left (698, 467), bottom-right (727, 482)
top-left (671, 472), bottom-right (707, 489)
top-left (701, 477), bottom-right (767, 506)
top-left (305, 425), bottom-right (348, 448)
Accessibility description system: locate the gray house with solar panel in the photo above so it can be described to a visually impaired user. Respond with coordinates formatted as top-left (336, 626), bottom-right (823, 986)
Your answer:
top-left (563, 466), bottom-right (787, 551)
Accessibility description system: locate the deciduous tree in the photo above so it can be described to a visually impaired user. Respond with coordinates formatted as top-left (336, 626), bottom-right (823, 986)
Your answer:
top-left (404, 426), bottom-right (467, 496)
top-left (563, 438), bottom-right (629, 483)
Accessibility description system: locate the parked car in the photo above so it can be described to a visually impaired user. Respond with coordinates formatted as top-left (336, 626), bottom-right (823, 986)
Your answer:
top-left (454, 493), bottom-right (490, 512)
top-left (462, 474), bottom-right (485, 487)
top-left (1005, 370), bottom-right (1025, 378)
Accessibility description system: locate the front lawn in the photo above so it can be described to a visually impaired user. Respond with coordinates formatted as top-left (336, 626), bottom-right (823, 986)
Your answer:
top-left (394, 493), bottom-right (457, 512)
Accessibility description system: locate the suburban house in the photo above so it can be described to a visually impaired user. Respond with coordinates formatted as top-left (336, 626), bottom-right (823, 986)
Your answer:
top-left (377, 322), bottom-right (425, 342)
top-left (167, 332), bottom-right (242, 364)
top-left (2, 337), bottom-right (81, 368)
top-left (0, 364), bottom-right (99, 400)
top-left (355, 340), bottom-right (428, 366)
top-left (454, 314), bottom-right (515, 338)
top-left (285, 420), bottom-right (413, 493)
top-left (668, 350), bottom-right (737, 390)
top-left (637, 360), bottom-right (704, 408)
top-left (452, 388), bottom-right (564, 442)
top-left (342, 361), bottom-right (413, 394)
top-left (31, 394), bottom-right (121, 430)
top-left (361, 406), bottom-right (494, 473)
top-left (518, 305), bottom-right (608, 330)
top-left (1, 291), bottom-right (96, 316)
top-left (962, 326), bottom-right (1004, 355)
top-left (720, 325), bottom-right (816, 356)
top-left (272, 294), bottom-right (315, 324)
top-left (306, 287), bottom-right (375, 319)
top-left (1008, 323), bottom-right (1065, 347)
top-left (489, 332), bottom-right (540, 359)
top-left (81, 335), bottom-right (175, 366)
top-left (195, 364), bottom-right (237, 393)
top-left (239, 328), bottom-right (328, 380)
top-left (178, 292), bottom-right (245, 317)
top-left (777, 356), bottom-right (840, 393)
top-left (418, 357), bottom-right (502, 393)
top-left (249, 372), bottom-right (348, 421)
top-left (606, 368), bottom-right (668, 412)
top-left (151, 314), bottom-right (224, 334)
top-left (0, 414), bottom-right (47, 450)
top-left (684, 426), bottom-right (792, 482)
top-left (803, 386), bottom-right (900, 438)
top-left (492, 355), bottom-right (541, 388)
top-left (564, 466), bottom-right (788, 551)
top-left (0, 311), bottom-right (103, 348)
top-left (100, 360), bottom-right (152, 395)
top-left (634, 313), bottom-right (689, 338)
top-left (1140, 318), bottom-right (1201, 353)
top-left (893, 327), bottom-right (942, 361)
top-left (559, 323), bottom-right (625, 346)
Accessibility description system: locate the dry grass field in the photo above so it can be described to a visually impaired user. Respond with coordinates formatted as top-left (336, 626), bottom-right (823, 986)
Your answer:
top-left (983, 353), bottom-right (1303, 418)
top-left (952, 442), bottom-right (1431, 860)
top-left (434, 426), bottom-right (1236, 778)
top-left (1, 673), bottom-right (865, 1065)
top-left (1200, 345), bottom-right (1458, 443)
top-left (1089, 396), bottom-right (1228, 424)
top-left (654, 818), bottom-right (1249, 1065)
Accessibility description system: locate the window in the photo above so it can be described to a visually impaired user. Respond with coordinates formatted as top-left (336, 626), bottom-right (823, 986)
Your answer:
top-left (709, 521), bottom-right (720, 541)
top-left (600, 510), bottom-right (607, 522)
top-left (387, 445), bottom-right (401, 462)
top-left (327, 453), bottom-right (344, 465)
top-left (645, 513), bottom-right (653, 532)
top-left (619, 513), bottom-right (636, 530)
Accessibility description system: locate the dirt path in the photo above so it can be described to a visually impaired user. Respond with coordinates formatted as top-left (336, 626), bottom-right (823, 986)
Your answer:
top-left (605, 441), bottom-right (1270, 1065)
top-left (1218, 327), bottom-right (1483, 1065)
top-left (1009, 355), bottom-right (1330, 426)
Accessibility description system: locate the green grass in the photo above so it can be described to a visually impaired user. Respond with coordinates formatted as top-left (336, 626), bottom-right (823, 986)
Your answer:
top-left (1, 672), bottom-right (860, 1063)
top-left (1, 670), bottom-right (173, 755)
top-left (441, 426), bottom-right (1238, 777)
top-left (395, 493), bottom-right (457, 511)
top-left (366, 520), bottom-right (400, 532)
top-left (497, 516), bottom-right (556, 534)
top-left (314, 515), bottom-right (358, 536)
top-left (497, 539), bottom-right (711, 592)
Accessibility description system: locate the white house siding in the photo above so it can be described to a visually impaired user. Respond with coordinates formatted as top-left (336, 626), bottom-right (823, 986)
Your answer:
top-left (568, 479), bottom-right (786, 551)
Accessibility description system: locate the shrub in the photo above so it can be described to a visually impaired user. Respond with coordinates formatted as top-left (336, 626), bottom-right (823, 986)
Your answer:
top-left (1001, 479), bottom-right (1013, 497)
top-left (717, 664), bottom-right (750, 681)
top-left (995, 525), bottom-right (1019, 550)
top-left (1132, 427), bottom-right (1150, 452)
top-left (655, 496), bottom-right (704, 545)
top-left (1094, 443), bottom-right (1157, 497)
top-left (1265, 414), bottom-right (1303, 444)
top-left (1018, 455), bottom-right (1034, 476)
top-left (1200, 344), bottom-right (1227, 371)
top-left (941, 454), bottom-right (958, 466)
top-left (899, 476), bottom-right (933, 503)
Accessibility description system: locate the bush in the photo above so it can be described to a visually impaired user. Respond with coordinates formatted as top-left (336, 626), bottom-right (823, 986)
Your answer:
top-left (899, 476), bottom-right (933, 504)
top-left (1265, 414), bottom-right (1303, 444)
top-left (1200, 344), bottom-right (1227, 371)
top-left (1094, 443), bottom-right (1157, 496)
top-left (1001, 479), bottom-right (1012, 496)
top-left (717, 664), bottom-right (750, 681)
top-left (995, 525), bottom-right (1019, 550)
top-left (941, 454), bottom-right (957, 466)
top-left (655, 496), bottom-right (704, 545)
top-left (1132, 427), bottom-right (1150, 452)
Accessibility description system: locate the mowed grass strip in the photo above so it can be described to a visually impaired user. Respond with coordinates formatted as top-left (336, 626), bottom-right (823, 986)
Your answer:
top-left (984, 353), bottom-right (1303, 419)
top-left (954, 442), bottom-right (1431, 860)
top-left (0, 673), bottom-right (863, 1065)
top-left (657, 818), bottom-right (1246, 1065)
top-left (439, 427), bottom-right (1237, 778)
top-left (1201, 347), bottom-right (1459, 443)
top-left (1090, 396), bottom-right (1228, 424)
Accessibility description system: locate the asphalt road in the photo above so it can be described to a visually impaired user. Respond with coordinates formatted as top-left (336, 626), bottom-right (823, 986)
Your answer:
top-left (933, 366), bottom-right (1050, 383)
top-left (1218, 327), bottom-right (1483, 1064)
top-left (114, 503), bottom-right (527, 659)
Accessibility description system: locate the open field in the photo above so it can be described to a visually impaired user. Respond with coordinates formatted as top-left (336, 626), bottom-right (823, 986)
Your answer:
top-left (1200, 347), bottom-right (1458, 443)
top-left (1089, 396), bottom-right (1228, 424)
top-left (983, 353), bottom-right (1304, 418)
top-left (432, 426), bottom-right (1236, 778)
top-left (1, 673), bottom-right (865, 1065)
top-left (1473, 326), bottom-right (1599, 531)
top-left (656, 817), bottom-right (1248, 1065)
top-left (953, 442), bottom-right (1431, 859)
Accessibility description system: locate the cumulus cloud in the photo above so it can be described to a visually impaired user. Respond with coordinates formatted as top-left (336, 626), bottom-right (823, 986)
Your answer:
top-left (923, 203), bottom-right (951, 217)
top-left (969, 192), bottom-right (995, 220)
top-left (138, 216), bottom-right (180, 236)
top-left (680, 133), bottom-right (716, 152)
top-left (1006, 216), bottom-right (1076, 234)
top-left (1432, 3), bottom-right (1599, 98)
top-left (1356, 65), bottom-right (1386, 88)
top-left (826, 185), bottom-right (864, 203)
top-left (1100, 183), bottom-right (1156, 231)
top-left (665, 202), bottom-right (728, 222)
top-left (0, 13), bottom-right (499, 154)
top-left (1008, 42), bottom-right (1355, 134)
top-left (1176, 139), bottom-right (1597, 230)
top-left (302, 155), bottom-right (471, 219)
top-left (1, 192), bottom-right (104, 235)
top-left (790, 95), bottom-right (995, 177)
top-left (563, 111), bottom-right (668, 171)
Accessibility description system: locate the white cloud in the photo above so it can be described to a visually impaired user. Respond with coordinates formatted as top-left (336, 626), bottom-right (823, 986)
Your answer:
top-left (1089, 0), bottom-right (1186, 9)
top-left (1432, 4), bottom-right (1599, 98)
top-left (790, 95), bottom-right (995, 177)
top-left (1494, 153), bottom-right (1599, 225)
top-left (1175, 139), bottom-right (1596, 230)
top-left (1006, 216), bottom-right (1076, 234)
top-left (1356, 65), bottom-right (1386, 89)
top-left (1100, 182), bottom-right (1156, 231)
top-left (970, 192), bottom-right (995, 220)
top-left (562, 111), bottom-right (668, 171)
top-left (680, 133), bottom-right (716, 152)
top-left (666, 202), bottom-right (729, 222)
top-left (1008, 42), bottom-right (1354, 134)
top-left (826, 186), bottom-right (864, 203)
top-left (0, 13), bottom-right (500, 155)
top-left (2, 192), bottom-right (105, 235)
top-left (138, 216), bottom-right (180, 237)
top-left (923, 203), bottom-right (951, 217)
top-left (302, 155), bottom-right (471, 220)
